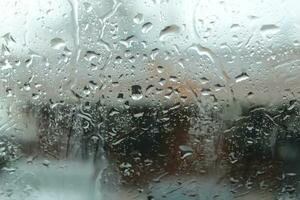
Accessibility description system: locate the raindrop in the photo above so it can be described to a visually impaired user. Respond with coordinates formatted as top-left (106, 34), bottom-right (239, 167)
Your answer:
top-left (117, 93), bottom-right (124, 100)
top-left (201, 88), bottom-right (211, 96)
top-left (260, 24), bottom-right (280, 36)
top-left (180, 95), bottom-right (187, 101)
top-left (25, 58), bottom-right (32, 68)
top-left (2, 44), bottom-right (10, 56)
top-left (115, 56), bottom-right (123, 64)
top-left (164, 87), bottom-right (173, 99)
top-left (23, 83), bottom-right (31, 91)
top-left (246, 139), bottom-right (254, 144)
top-left (88, 80), bottom-right (98, 90)
top-left (150, 48), bottom-right (159, 60)
top-left (230, 177), bottom-right (239, 184)
top-left (32, 93), bottom-right (40, 100)
top-left (109, 109), bottom-right (120, 116)
top-left (142, 22), bottom-right (153, 33)
top-left (133, 13), bottom-right (144, 24)
top-left (169, 75), bottom-right (177, 82)
top-left (159, 78), bottom-right (166, 86)
top-left (131, 85), bottom-right (143, 100)
top-left (235, 72), bottom-right (249, 83)
top-left (84, 51), bottom-right (99, 61)
top-left (247, 92), bottom-right (254, 99)
top-left (120, 162), bottom-right (132, 169)
top-left (6, 88), bottom-right (13, 97)
top-left (157, 65), bottom-right (164, 73)
top-left (200, 77), bottom-right (209, 84)
top-left (188, 44), bottom-right (216, 63)
top-left (120, 35), bottom-right (137, 48)
top-left (133, 112), bottom-right (144, 118)
top-left (26, 156), bottom-right (34, 164)
top-left (293, 40), bottom-right (299, 47)
top-left (42, 160), bottom-right (50, 167)
top-left (83, 86), bottom-right (90, 95)
top-left (50, 38), bottom-right (66, 50)
top-left (159, 25), bottom-right (180, 41)
top-left (145, 85), bottom-right (154, 95)
top-left (230, 24), bottom-right (240, 31)
top-left (179, 145), bottom-right (193, 159)
top-left (214, 84), bottom-right (224, 91)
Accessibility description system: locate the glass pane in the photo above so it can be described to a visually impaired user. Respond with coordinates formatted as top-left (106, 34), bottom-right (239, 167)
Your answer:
top-left (0, 0), bottom-right (300, 199)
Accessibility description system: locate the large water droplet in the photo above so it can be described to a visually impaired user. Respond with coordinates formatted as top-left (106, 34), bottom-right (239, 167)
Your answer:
top-left (201, 88), bottom-right (211, 96)
top-left (179, 145), bottom-right (193, 159)
top-left (50, 38), bottom-right (66, 50)
top-left (42, 160), bottom-right (50, 167)
top-left (159, 25), bottom-right (180, 41)
top-left (84, 51), bottom-right (99, 61)
top-left (142, 22), bottom-right (153, 33)
top-left (23, 83), bottom-right (31, 91)
top-left (83, 86), bottom-right (91, 95)
top-left (131, 85), bottom-right (143, 100)
top-left (133, 13), bottom-right (143, 24)
top-left (260, 24), bottom-right (280, 36)
top-left (235, 72), bottom-right (249, 83)
top-left (157, 65), bottom-right (164, 73)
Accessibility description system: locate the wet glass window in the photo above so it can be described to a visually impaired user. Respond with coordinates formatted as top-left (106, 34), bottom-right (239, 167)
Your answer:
top-left (0, 0), bottom-right (300, 199)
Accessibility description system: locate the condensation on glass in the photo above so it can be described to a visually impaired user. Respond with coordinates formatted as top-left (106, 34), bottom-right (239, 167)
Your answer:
top-left (0, 0), bottom-right (300, 199)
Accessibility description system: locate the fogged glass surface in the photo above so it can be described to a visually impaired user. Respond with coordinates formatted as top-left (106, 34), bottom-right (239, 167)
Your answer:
top-left (0, 0), bottom-right (300, 199)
